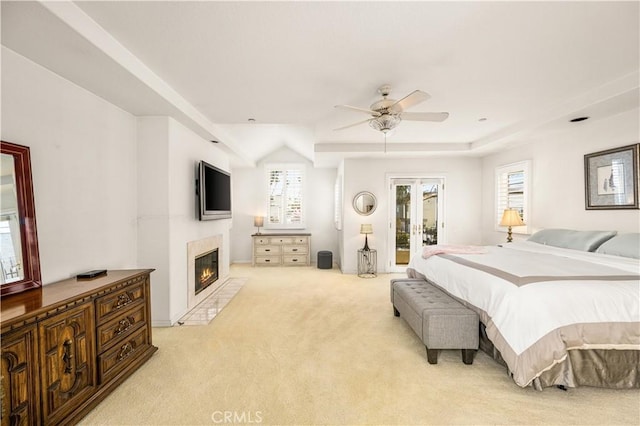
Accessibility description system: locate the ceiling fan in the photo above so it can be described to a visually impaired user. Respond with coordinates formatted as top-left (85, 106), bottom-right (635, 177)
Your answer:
top-left (334, 85), bottom-right (449, 133)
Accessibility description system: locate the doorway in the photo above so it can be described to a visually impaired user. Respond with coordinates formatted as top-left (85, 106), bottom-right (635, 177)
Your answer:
top-left (389, 177), bottom-right (445, 272)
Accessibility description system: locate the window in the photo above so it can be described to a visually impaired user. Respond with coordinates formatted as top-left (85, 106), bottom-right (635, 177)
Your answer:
top-left (266, 164), bottom-right (305, 229)
top-left (495, 160), bottom-right (530, 234)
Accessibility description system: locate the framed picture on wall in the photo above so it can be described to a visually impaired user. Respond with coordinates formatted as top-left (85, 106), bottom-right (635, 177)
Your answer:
top-left (584, 143), bottom-right (639, 210)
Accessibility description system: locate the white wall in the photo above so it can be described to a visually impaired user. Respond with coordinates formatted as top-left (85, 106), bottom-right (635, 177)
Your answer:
top-left (480, 108), bottom-right (640, 245)
top-left (341, 157), bottom-right (483, 273)
top-left (1, 47), bottom-right (139, 284)
top-left (138, 117), bottom-right (231, 326)
top-left (230, 146), bottom-right (338, 264)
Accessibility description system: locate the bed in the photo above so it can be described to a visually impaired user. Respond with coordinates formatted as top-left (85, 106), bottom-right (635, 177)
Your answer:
top-left (406, 230), bottom-right (640, 390)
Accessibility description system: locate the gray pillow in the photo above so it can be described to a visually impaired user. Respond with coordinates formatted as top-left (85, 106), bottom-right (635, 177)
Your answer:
top-left (527, 229), bottom-right (617, 252)
top-left (595, 233), bottom-right (640, 259)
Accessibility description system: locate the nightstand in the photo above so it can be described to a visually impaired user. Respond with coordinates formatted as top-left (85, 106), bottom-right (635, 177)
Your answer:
top-left (357, 249), bottom-right (377, 278)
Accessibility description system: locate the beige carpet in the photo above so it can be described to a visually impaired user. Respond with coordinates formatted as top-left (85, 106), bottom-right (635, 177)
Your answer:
top-left (80, 264), bottom-right (640, 425)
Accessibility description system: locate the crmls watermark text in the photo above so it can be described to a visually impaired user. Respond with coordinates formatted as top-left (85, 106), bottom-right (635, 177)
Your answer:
top-left (211, 411), bottom-right (263, 424)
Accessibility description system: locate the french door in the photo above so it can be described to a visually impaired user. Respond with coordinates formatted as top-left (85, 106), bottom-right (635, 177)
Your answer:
top-left (389, 177), bottom-right (445, 272)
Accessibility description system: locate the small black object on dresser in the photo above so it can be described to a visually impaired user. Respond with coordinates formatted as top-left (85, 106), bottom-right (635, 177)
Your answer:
top-left (77, 269), bottom-right (107, 279)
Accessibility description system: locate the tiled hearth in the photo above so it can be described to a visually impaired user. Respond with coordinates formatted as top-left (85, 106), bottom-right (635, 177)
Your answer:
top-left (176, 277), bottom-right (247, 326)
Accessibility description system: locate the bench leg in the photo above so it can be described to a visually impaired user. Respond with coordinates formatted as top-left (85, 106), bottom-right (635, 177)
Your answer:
top-left (393, 306), bottom-right (400, 317)
top-left (425, 347), bottom-right (438, 364)
top-left (461, 349), bottom-right (475, 365)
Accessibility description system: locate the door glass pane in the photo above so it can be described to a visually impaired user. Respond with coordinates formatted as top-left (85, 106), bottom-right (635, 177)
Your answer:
top-left (421, 183), bottom-right (438, 246)
top-left (395, 185), bottom-right (411, 265)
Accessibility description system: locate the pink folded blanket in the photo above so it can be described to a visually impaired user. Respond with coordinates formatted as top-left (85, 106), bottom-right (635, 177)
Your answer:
top-left (422, 244), bottom-right (487, 259)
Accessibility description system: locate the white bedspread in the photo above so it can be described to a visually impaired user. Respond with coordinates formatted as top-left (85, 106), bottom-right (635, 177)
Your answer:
top-left (407, 241), bottom-right (640, 387)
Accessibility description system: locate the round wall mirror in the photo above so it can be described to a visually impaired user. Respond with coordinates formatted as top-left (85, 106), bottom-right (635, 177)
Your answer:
top-left (353, 191), bottom-right (377, 216)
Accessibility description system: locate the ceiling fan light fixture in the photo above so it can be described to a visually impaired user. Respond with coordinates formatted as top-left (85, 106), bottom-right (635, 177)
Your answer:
top-left (336, 85), bottom-right (447, 133)
top-left (369, 114), bottom-right (401, 133)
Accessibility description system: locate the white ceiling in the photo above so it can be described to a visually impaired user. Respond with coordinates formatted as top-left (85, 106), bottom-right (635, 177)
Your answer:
top-left (2, 1), bottom-right (639, 167)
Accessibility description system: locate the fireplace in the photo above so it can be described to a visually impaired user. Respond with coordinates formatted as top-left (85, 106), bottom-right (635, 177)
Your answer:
top-left (187, 235), bottom-right (224, 312)
top-left (195, 249), bottom-right (218, 295)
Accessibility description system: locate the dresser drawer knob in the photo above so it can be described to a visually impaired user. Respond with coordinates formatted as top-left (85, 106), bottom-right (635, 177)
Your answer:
top-left (114, 317), bottom-right (134, 336)
top-left (117, 342), bottom-right (134, 362)
top-left (115, 293), bottom-right (133, 309)
top-left (62, 339), bottom-right (74, 374)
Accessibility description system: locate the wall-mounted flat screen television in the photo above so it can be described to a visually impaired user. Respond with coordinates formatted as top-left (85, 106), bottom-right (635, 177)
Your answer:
top-left (197, 160), bottom-right (232, 220)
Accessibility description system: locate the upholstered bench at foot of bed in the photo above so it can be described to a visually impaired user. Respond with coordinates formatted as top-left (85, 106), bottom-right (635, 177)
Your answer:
top-left (390, 278), bottom-right (479, 365)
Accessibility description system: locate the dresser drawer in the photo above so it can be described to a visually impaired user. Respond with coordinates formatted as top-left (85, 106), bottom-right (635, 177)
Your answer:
top-left (96, 304), bottom-right (147, 353)
top-left (95, 281), bottom-right (145, 324)
top-left (292, 236), bottom-right (308, 244)
top-left (283, 255), bottom-right (308, 265)
top-left (98, 327), bottom-right (149, 384)
top-left (283, 245), bottom-right (308, 254)
top-left (253, 236), bottom-right (270, 245)
top-left (255, 256), bottom-right (281, 265)
top-left (269, 236), bottom-right (294, 244)
top-left (255, 245), bottom-right (281, 255)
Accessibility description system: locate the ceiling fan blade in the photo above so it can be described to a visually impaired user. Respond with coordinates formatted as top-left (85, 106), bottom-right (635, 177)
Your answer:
top-left (335, 104), bottom-right (381, 116)
top-left (333, 118), bottom-right (372, 131)
top-left (388, 90), bottom-right (431, 113)
top-left (401, 112), bottom-right (449, 122)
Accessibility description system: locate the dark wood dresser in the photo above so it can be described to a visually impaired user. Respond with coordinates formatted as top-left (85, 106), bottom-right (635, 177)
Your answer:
top-left (1, 269), bottom-right (158, 425)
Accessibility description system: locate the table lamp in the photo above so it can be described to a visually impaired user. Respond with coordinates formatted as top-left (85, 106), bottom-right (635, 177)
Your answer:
top-left (254, 216), bottom-right (264, 235)
top-left (499, 209), bottom-right (524, 243)
top-left (360, 224), bottom-right (373, 251)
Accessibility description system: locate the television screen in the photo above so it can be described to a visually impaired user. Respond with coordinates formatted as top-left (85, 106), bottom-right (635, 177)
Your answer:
top-left (198, 161), bottom-right (232, 220)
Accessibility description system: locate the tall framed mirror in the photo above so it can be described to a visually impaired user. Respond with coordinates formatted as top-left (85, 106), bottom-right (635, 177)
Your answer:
top-left (1, 141), bottom-right (41, 297)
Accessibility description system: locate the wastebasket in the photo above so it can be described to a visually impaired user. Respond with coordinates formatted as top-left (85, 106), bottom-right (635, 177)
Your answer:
top-left (317, 251), bottom-right (333, 269)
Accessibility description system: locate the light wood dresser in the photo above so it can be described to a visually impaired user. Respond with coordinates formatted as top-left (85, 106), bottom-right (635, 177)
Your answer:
top-left (252, 233), bottom-right (311, 266)
top-left (0, 269), bottom-right (157, 425)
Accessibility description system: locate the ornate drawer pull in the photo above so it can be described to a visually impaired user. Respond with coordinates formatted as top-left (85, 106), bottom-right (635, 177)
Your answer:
top-left (117, 342), bottom-right (134, 362)
top-left (292, 258), bottom-right (298, 262)
top-left (115, 292), bottom-right (133, 309)
top-left (62, 339), bottom-right (74, 374)
top-left (292, 248), bottom-right (298, 252)
top-left (265, 249), bottom-right (271, 252)
top-left (265, 259), bottom-right (270, 262)
top-left (114, 317), bottom-right (134, 336)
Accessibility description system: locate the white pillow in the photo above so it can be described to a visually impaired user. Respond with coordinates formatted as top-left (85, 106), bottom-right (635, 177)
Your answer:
top-left (527, 229), bottom-right (617, 252)
top-left (595, 233), bottom-right (640, 259)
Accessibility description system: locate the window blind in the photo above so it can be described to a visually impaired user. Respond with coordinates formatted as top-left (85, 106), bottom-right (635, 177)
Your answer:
top-left (495, 161), bottom-right (530, 233)
top-left (267, 165), bottom-right (305, 228)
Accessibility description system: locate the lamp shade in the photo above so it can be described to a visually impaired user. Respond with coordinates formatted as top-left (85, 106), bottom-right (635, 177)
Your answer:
top-left (360, 224), bottom-right (373, 234)
top-left (254, 216), bottom-right (264, 227)
top-left (499, 209), bottom-right (525, 227)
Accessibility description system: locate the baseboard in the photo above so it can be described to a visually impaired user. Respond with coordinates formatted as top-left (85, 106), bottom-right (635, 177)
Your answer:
top-left (152, 319), bottom-right (173, 327)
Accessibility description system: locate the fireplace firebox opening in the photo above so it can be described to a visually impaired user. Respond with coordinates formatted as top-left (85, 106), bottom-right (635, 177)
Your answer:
top-left (195, 249), bottom-right (219, 295)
